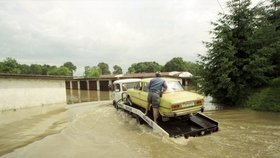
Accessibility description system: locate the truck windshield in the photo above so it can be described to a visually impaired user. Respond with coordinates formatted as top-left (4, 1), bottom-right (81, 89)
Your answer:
top-left (166, 81), bottom-right (184, 92)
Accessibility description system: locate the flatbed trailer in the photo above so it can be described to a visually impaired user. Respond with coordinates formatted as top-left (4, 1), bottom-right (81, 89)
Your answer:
top-left (115, 101), bottom-right (219, 138)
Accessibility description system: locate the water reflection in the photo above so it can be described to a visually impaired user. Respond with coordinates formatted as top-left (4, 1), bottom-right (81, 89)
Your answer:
top-left (66, 89), bottom-right (111, 104)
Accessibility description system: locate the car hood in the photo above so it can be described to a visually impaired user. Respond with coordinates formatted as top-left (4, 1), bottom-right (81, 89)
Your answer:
top-left (162, 91), bottom-right (204, 104)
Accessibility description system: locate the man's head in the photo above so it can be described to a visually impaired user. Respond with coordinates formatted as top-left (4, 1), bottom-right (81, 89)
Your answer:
top-left (155, 71), bottom-right (161, 77)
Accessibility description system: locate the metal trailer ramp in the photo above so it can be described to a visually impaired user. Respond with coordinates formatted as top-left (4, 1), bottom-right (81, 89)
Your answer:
top-left (116, 102), bottom-right (218, 138)
top-left (157, 113), bottom-right (219, 138)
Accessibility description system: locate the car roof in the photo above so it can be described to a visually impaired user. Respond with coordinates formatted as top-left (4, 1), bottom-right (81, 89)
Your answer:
top-left (141, 77), bottom-right (180, 82)
top-left (113, 78), bottom-right (141, 84)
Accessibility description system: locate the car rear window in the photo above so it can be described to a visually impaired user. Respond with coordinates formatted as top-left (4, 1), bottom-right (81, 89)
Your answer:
top-left (166, 81), bottom-right (184, 92)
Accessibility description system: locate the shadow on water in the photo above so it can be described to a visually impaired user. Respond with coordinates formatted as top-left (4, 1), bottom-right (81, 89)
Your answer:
top-left (66, 89), bottom-right (111, 104)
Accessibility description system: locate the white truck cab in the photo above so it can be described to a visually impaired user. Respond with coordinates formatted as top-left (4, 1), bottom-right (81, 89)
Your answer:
top-left (111, 78), bottom-right (141, 105)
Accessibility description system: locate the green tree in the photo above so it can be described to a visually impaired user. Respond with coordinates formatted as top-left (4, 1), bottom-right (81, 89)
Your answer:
top-left (267, 0), bottom-right (280, 77)
top-left (163, 57), bottom-right (186, 72)
top-left (0, 57), bottom-right (21, 74)
top-left (63, 61), bottom-right (77, 76)
top-left (199, 0), bottom-right (273, 105)
top-left (128, 63), bottom-right (136, 73)
top-left (84, 66), bottom-right (101, 77)
top-left (184, 61), bottom-right (201, 76)
top-left (113, 65), bottom-right (123, 74)
top-left (19, 64), bottom-right (30, 74)
top-left (97, 62), bottom-right (111, 75)
top-left (41, 64), bottom-right (50, 75)
top-left (48, 66), bottom-right (72, 76)
top-left (128, 62), bottom-right (162, 73)
top-left (30, 64), bottom-right (43, 75)
top-left (163, 57), bottom-right (201, 76)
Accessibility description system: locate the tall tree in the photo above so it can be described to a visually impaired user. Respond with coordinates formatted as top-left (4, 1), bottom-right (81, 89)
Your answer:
top-left (199, 0), bottom-right (273, 105)
top-left (267, 0), bottom-right (280, 77)
top-left (113, 65), bottom-right (123, 74)
top-left (97, 62), bottom-right (111, 75)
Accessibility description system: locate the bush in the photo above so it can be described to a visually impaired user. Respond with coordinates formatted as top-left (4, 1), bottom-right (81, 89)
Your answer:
top-left (245, 78), bottom-right (280, 112)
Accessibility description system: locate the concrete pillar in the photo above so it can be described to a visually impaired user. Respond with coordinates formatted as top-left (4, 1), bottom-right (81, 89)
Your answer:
top-left (97, 90), bottom-right (100, 101)
top-left (70, 81), bottom-right (73, 104)
top-left (77, 80), bottom-right (80, 90)
top-left (70, 80), bottom-right (73, 90)
top-left (97, 80), bottom-right (100, 91)
top-left (86, 80), bottom-right (90, 90)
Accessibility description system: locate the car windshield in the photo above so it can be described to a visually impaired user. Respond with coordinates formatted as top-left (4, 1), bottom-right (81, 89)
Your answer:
top-left (165, 81), bottom-right (184, 92)
top-left (122, 82), bottom-right (139, 91)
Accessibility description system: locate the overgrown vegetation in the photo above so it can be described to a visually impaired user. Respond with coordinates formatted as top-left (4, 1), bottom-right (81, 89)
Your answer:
top-left (244, 78), bottom-right (280, 111)
top-left (199, 0), bottom-right (280, 111)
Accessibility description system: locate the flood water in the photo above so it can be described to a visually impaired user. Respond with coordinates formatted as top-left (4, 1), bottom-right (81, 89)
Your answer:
top-left (0, 90), bottom-right (280, 158)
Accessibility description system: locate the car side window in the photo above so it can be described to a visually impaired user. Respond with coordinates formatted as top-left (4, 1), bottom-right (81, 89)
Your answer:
top-left (143, 82), bottom-right (149, 92)
top-left (135, 82), bottom-right (142, 90)
top-left (114, 84), bottom-right (120, 92)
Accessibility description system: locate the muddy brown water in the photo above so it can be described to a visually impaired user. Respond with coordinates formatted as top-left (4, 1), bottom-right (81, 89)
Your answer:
top-left (0, 90), bottom-right (279, 158)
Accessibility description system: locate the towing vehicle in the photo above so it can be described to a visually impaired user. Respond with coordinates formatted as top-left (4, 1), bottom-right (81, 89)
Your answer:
top-left (111, 78), bottom-right (219, 138)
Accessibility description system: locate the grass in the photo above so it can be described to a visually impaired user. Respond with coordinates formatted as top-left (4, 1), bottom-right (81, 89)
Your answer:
top-left (244, 77), bottom-right (280, 112)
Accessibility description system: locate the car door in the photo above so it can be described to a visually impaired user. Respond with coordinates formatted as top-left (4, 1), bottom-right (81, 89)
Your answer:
top-left (128, 82), bottom-right (142, 106)
top-left (112, 83), bottom-right (121, 103)
top-left (138, 81), bottom-right (149, 107)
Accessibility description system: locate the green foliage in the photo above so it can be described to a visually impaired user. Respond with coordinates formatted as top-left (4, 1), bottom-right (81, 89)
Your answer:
top-left (199, 0), bottom-right (274, 105)
top-left (245, 78), bottom-right (280, 111)
top-left (267, 0), bottom-right (280, 77)
top-left (63, 62), bottom-right (77, 76)
top-left (0, 57), bottom-right (76, 76)
top-left (128, 61), bottom-right (162, 73)
top-left (0, 57), bottom-right (21, 74)
top-left (30, 64), bottom-right (43, 75)
top-left (19, 64), bottom-right (31, 74)
top-left (163, 57), bottom-right (186, 71)
top-left (113, 65), bottom-right (122, 74)
top-left (97, 62), bottom-right (111, 75)
top-left (48, 66), bottom-right (72, 76)
top-left (84, 66), bottom-right (101, 77)
top-left (163, 57), bottom-right (201, 76)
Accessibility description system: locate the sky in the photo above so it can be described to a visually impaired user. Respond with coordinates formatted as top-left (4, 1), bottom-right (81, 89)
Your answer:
top-left (0, 0), bottom-right (262, 75)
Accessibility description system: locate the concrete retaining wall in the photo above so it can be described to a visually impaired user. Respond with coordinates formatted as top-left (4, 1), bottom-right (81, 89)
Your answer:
top-left (0, 78), bottom-right (67, 111)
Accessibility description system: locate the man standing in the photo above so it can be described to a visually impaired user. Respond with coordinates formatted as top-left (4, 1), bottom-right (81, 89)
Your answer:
top-left (145, 72), bottom-right (167, 124)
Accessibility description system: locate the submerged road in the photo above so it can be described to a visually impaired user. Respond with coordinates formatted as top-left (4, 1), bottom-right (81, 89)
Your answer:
top-left (0, 101), bottom-right (280, 158)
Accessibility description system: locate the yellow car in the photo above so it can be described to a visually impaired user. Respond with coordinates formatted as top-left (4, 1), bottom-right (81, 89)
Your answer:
top-left (126, 78), bottom-right (204, 118)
